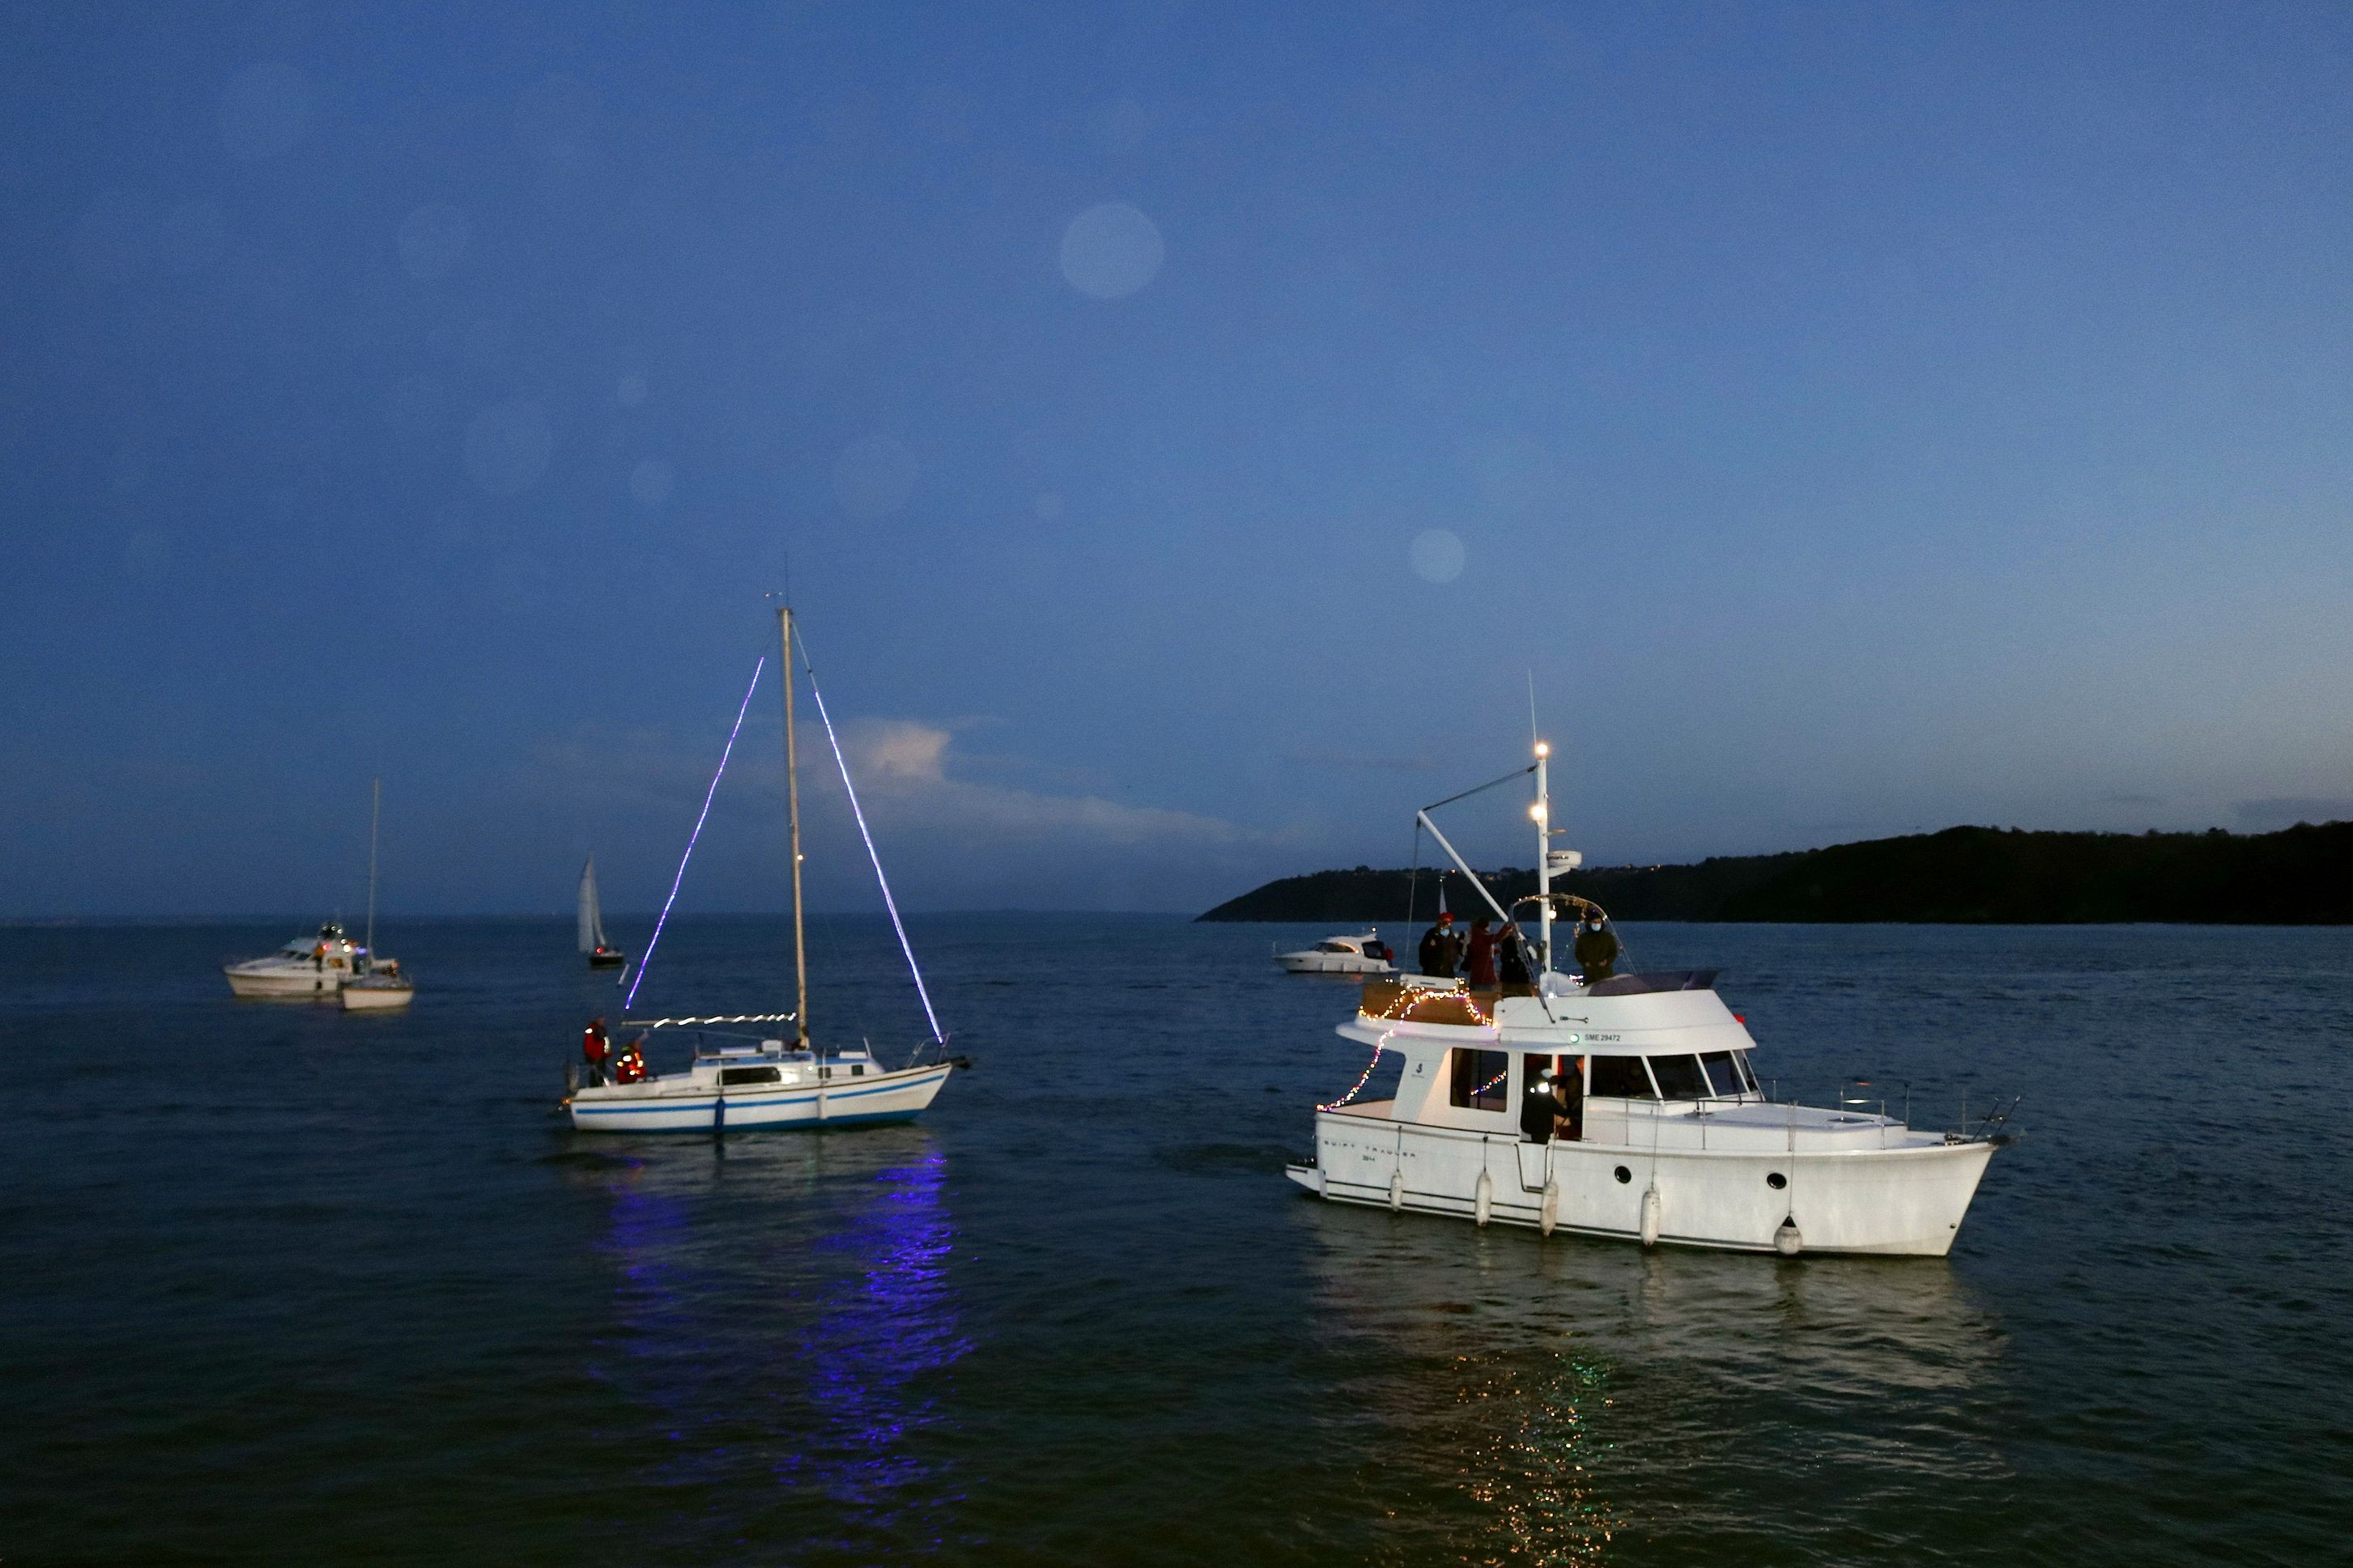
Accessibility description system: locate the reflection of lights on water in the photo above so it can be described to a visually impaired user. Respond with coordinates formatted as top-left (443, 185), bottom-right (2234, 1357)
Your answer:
top-left (591, 1144), bottom-right (965, 1529)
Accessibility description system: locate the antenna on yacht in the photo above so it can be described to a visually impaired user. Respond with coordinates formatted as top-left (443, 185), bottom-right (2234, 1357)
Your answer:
top-left (1531, 737), bottom-right (1551, 985)
top-left (364, 777), bottom-right (381, 975)
top-left (776, 601), bottom-right (811, 1048)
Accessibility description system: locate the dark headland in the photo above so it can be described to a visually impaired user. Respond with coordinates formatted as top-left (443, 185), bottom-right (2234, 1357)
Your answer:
top-left (1198, 821), bottom-right (2353, 924)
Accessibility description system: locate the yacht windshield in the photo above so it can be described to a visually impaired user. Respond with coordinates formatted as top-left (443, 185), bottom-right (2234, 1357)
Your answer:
top-left (1648, 1054), bottom-right (1710, 1100)
top-left (1700, 1050), bottom-right (1747, 1098)
top-left (1588, 1055), bottom-right (1655, 1098)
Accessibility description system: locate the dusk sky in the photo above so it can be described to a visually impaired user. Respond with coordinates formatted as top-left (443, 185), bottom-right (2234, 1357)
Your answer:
top-left (5, 2), bottom-right (2351, 917)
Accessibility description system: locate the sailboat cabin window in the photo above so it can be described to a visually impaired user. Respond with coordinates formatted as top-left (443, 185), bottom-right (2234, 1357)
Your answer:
top-left (1448, 1049), bottom-right (1510, 1112)
top-left (1589, 1055), bottom-right (1657, 1098)
top-left (720, 1066), bottom-right (782, 1086)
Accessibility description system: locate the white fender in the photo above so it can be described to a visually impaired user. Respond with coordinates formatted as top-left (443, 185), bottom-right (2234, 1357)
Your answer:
top-left (1387, 1171), bottom-right (1404, 1212)
top-left (1640, 1182), bottom-right (1661, 1247)
top-left (1539, 1180), bottom-right (1559, 1237)
top-left (1774, 1216), bottom-right (1803, 1257)
top-left (1474, 1168), bottom-right (1494, 1227)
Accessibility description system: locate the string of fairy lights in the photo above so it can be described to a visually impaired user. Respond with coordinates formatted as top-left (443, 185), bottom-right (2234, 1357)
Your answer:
top-left (1318, 983), bottom-right (1508, 1111)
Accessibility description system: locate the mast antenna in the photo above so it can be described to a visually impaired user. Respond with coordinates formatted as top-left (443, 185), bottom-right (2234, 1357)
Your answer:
top-left (364, 777), bottom-right (381, 973)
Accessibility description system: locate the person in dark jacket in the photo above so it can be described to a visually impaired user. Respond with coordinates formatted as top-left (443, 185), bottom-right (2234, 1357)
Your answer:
top-left (1496, 922), bottom-right (1533, 991)
top-left (1417, 911), bottom-right (1460, 978)
top-left (1572, 909), bottom-right (1619, 983)
top-left (1521, 1067), bottom-right (1559, 1142)
top-left (1556, 1057), bottom-right (1585, 1141)
top-left (1462, 917), bottom-right (1497, 988)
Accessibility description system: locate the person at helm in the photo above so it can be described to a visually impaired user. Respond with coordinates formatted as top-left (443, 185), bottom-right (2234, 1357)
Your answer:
top-left (1573, 908), bottom-right (1619, 984)
top-left (1521, 1066), bottom-right (1559, 1143)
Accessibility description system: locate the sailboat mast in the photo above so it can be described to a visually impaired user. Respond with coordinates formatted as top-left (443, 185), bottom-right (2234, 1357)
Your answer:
top-left (777, 606), bottom-right (811, 1046)
top-left (365, 777), bottom-right (381, 973)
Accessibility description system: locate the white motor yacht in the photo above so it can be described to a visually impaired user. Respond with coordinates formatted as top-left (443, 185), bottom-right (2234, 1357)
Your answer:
top-left (566, 603), bottom-right (963, 1134)
top-left (1274, 930), bottom-right (1396, 975)
top-left (224, 922), bottom-right (381, 999)
top-left (1286, 740), bottom-right (2006, 1257)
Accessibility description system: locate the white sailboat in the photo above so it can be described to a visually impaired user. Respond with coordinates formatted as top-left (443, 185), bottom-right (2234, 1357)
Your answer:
top-left (342, 778), bottom-right (413, 1010)
top-left (1286, 737), bottom-right (2008, 1256)
top-left (578, 856), bottom-right (627, 968)
top-left (564, 604), bottom-right (963, 1133)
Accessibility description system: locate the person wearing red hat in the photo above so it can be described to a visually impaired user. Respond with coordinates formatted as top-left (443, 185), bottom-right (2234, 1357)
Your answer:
top-left (1417, 910), bottom-right (1461, 979)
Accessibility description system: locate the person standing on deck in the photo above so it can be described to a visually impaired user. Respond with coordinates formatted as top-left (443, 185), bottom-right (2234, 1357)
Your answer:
top-left (1496, 923), bottom-right (1534, 992)
top-left (1417, 911), bottom-right (1460, 979)
top-left (1573, 909), bottom-right (1619, 983)
top-left (582, 1018), bottom-right (611, 1087)
top-left (1521, 1067), bottom-right (1559, 1143)
top-left (1555, 1057), bottom-right (1585, 1141)
top-left (1463, 917), bottom-right (1498, 988)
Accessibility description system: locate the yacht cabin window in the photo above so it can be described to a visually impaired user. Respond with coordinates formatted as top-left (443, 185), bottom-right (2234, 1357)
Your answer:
top-left (1700, 1050), bottom-right (1750, 1098)
top-left (1448, 1048), bottom-right (1511, 1112)
top-left (1649, 1054), bottom-right (1710, 1101)
top-left (1588, 1055), bottom-right (1656, 1098)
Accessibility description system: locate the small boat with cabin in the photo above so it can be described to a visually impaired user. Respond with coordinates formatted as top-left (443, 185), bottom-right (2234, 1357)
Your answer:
top-left (1285, 739), bottom-right (2007, 1256)
top-left (1274, 930), bottom-right (1396, 975)
top-left (224, 920), bottom-right (372, 998)
top-left (564, 603), bottom-right (963, 1133)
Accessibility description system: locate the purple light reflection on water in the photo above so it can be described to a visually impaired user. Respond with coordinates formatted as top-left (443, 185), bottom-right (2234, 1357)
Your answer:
top-left (583, 1139), bottom-right (967, 1540)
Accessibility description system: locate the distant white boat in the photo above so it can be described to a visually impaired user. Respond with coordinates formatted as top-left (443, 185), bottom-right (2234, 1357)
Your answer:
top-left (578, 856), bottom-right (627, 969)
top-left (1274, 930), bottom-right (1396, 975)
top-left (566, 604), bottom-right (963, 1133)
top-left (224, 920), bottom-right (371, 999)
top-left (341, 971), bottom-right (414, 1010)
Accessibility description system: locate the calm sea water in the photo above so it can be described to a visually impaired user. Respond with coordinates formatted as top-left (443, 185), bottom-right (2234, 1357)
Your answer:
top-left (4, 916), bottom-right (2350, 1565)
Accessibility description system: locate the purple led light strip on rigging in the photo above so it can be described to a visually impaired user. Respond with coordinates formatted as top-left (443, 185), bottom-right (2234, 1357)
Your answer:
top-left (795, 634), bottom-right (946, 1048)
top-left (623, 655), bottom-right (766, 1012)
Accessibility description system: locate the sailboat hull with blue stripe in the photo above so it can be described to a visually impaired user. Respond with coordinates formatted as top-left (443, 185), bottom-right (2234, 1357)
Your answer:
top-left (568, 1044), bottom-right (951, 1133)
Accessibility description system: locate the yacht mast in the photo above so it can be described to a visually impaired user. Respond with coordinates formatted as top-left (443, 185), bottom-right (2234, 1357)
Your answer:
top-left (1532, 742), bottom-right (1551, 979)
top-left (777, 606), bottom-right (811, 1046)
top-left (364, 776), bottom-right (381, 974)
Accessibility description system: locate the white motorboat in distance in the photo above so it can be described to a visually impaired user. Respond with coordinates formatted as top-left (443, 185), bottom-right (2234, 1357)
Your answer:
top-left (224, 921), bottom-right (379, 999)
top-left (1274, 931), bottom-right (1396, 975)
top-left (1285, 739), bottom-right (2008, 1257)
top-left (566, 603), bottom-right (964, 1134)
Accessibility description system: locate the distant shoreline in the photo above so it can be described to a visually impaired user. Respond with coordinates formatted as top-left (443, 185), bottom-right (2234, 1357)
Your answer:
top-left (1197, 822), bottom-right (2353, 925)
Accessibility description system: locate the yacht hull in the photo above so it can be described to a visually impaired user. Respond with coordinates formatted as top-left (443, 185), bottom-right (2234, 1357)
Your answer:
top-left (567, 1060), bottom-right (952, 1133)
top-left (1291, 1114), bottom-right (1995, 1256)
top-left (224, 965), bottom-right (344, 999)
top-left (1275, 954), bottom-right (1394, 975)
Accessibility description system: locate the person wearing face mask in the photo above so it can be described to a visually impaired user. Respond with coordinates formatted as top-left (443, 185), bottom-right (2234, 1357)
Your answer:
top-left (1572, 907), bottom-right (1619, 984)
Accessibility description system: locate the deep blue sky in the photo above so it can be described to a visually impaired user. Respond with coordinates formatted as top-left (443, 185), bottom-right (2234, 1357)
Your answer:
top-left (5, 2), bottom-right (2351, 917)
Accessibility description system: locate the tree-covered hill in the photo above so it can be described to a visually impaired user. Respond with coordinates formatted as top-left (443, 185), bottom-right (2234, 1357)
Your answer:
top-left (1196, 822), bottom-right (2353, 924)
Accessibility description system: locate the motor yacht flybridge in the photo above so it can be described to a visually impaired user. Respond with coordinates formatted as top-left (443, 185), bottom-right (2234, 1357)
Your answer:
top-left (1286, 741), bottom-right (2006, 1256)
top-left (564, 604), bottom-right (962, 1133)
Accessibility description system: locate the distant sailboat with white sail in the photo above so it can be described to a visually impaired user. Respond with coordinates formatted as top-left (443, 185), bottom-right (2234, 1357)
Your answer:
top-left (578, 856), bottom-right (627, 969)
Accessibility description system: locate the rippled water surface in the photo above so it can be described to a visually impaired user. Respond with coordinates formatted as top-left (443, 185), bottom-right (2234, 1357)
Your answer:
top-left (5, 917), bottom-right (2350, 1564)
